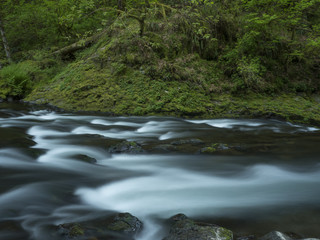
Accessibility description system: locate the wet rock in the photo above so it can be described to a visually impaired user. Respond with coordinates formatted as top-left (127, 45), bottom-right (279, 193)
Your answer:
top-left (0, 127), bottom-right (36, 148)
top-left (170, 138), bottom-right (204, 145)
top-left (149, 139), bottom-right (206, 154)
top-left (58, 223), bottom-right (85, 239)
top-left (73, 154), bottom-right (97, 164)
top-left (163, 214), bottom-right (233, 240)
top-left (108, 141), bottom-right (145, 154)
top-left (259, 231), bottom-right (293, 240)
top-left (259, 231), bottom-right (320, 240)
top-left (200, 143), bottom-right (230, 153)
top-left (107, 212), bottom-right (142, 234)
top-left (151, 144), bottom-right (177, 153)
top-left (237, 235), bottom-right (256, 240)
top-left (57, 212), bottom-right (142, 240)
top-left (0, 220), bottom-right (28, 240)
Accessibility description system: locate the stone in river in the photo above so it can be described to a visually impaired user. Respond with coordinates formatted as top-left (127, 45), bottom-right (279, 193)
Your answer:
top-left (108, 141), bottom-right (145, 154)
top-left (259, 231), bottom-right (320, 240)
top-left (57, 212), bottom-right (142, 240)
top-left (163, 213), bottom-right (233, 240)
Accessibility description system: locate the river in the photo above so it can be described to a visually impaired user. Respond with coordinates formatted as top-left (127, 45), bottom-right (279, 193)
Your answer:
top-left (0, 102), bottom-right (320, 240)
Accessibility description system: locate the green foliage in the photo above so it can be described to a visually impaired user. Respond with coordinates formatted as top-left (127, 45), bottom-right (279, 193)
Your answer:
top-left (235, 56), bottom-right (267, 91)
top-left (0, 0), bottom-right (113, 57)
top-left (0, 61), bottom-right (37, 98)
top-left (1, 0), bottom-right (320, 104)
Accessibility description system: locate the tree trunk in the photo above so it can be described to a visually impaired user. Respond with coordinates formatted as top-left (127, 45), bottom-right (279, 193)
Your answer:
top-left (145, 0), bottom-right (150, 8)
top-left (0, 16), bottom-right (12, 64)
top-left (117, 0), bottom-right (126, 12)
top-left (52, 28), bottom-right (109, 57)
top-left (139, 17), bottom-right (145, 36)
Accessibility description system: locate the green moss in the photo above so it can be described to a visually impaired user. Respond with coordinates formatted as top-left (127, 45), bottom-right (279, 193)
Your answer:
top-left (69, 224), bottom-right (84, 237)
top-left (107, 221), bottom-right (131, 232)
top-left (201, 147), bottom-right (217, 153)
top-left (217, 227), bottom-right (233, 240)
top-left (23, 18), bottom-right (320, 127)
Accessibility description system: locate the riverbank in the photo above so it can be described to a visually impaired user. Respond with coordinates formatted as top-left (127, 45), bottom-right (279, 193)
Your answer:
top-left (1, 4), bottom-right (320, 126)
top-left (24, 91), bottom-right (320, 127)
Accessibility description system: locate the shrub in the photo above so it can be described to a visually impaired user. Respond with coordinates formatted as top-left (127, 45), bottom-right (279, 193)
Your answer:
top-left (0, 61), bottom-right (39, 99)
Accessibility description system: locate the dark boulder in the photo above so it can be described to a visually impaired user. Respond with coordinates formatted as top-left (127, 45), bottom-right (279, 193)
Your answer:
top-left (57, 212), bottom-right (142, 240)
top-left (170, 139), bottom-right (204, 145)
top-left (163, 214), bottom-right (233, 240)
top-left (108, 141), bottom-right (145, 154)
top-left (107, 212), bottom-right (142, 234)
top-left (0, 220), bottom-right (28, 240)
top-left (151, 144), bottom-right (177, 153)
top-left (73, 154), bottom-right (97, 164)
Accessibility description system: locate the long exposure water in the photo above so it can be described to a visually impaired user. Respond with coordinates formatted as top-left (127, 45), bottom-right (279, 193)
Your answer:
top-left (0, 102), bottom-right (320, 240)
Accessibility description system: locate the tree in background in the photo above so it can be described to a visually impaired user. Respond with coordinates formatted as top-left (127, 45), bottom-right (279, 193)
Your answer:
top-left (0, 4), bottom-right (12, 67)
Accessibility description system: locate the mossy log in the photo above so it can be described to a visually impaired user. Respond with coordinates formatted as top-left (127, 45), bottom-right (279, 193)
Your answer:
top-left (52, 29), bottom-right (108, 58)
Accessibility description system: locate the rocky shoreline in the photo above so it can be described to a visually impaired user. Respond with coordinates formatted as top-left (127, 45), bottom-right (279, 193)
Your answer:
top-left (53, 212), bottom-right (319, 240)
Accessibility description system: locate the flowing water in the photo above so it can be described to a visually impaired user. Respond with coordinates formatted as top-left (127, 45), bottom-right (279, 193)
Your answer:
top-left (0, 102), bottom-right (320, 240)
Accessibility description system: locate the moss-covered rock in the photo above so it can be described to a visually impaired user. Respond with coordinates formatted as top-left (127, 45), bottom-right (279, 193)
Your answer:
top-left (106, 213), bottom-right (142, 234)
top-left (108, 141), bottom-right (145, 154)
top-left (200, 143), bottom-right (229, 154)
top-left (163, 214), bottom-right (233, 240)
top-left (57, 212), bottom-right (142, 240)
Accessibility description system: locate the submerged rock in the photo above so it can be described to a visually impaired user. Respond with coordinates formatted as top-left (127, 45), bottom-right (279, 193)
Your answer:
top-left (149, 138), bottom-right (205, 154)
top-left (73, 154), bottom-right (97, 164)
top-left (151, 144), bottom-right (177, 153)
top-left (237, 235), bottom-right (256, 240)
top-left (57, 212), bottom-right (142, 240)
top-left (259, 231), bottom-right (320, 240)
top-left (259, 232), bottom-right (291, 240)
top-left (200, 143), bottom-right (230, 153)
top-left (0, 220), bottom-right (28, 239)
top-left (163, 214), bottom-right (233, 240)
top-left (108, 141), bottom-right (145, 154)
top-left (170, 138), bottom-right (205, 145)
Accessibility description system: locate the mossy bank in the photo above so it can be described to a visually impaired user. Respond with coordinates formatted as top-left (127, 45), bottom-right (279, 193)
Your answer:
top-left (1, 6), bottom-right (320, 126)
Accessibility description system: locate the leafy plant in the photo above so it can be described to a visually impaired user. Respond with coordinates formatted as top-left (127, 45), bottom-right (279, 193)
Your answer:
top-left (0, 61), bottom-right (39, 98)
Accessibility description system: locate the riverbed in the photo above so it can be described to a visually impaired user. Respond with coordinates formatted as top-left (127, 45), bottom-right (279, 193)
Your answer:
top-left (0, 102), bottom-right (320, 239)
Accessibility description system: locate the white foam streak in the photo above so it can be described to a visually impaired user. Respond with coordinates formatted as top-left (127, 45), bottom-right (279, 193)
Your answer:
top-left (0, 185), bottom-right (46, 214)
top-left (28, 126), bottom-right (70, 149)
top-left (187, 119), bottom-right (319, 132)
top-left (187, 119), bottom-right (264, 128)
top-left (37, 146), bottom-right (106, 163)
top-left (72, 126), bottom-right (164, 140)
top-left (76, 164), bottom-right (320, 224)
top-left (15, 111), bottom-right (92, 121)
top-left (91, 119), bottom-right (142, 127)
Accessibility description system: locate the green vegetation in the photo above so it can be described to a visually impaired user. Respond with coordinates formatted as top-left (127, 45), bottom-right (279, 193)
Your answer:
top-left (0, 0), bottom-right (320, 124)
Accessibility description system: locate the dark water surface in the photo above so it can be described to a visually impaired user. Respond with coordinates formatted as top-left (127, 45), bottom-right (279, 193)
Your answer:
top-left (0, 102), bottom-right (320, 239)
